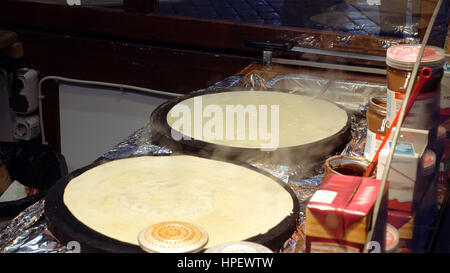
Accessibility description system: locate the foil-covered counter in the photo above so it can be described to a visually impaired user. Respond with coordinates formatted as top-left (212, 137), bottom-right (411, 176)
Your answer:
top-left (0, 73), bottom-right (387, 253)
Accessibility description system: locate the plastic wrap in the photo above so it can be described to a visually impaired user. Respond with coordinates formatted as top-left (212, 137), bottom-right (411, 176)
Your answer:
top-left (284, 34), bottom-right (323, 49)
top-left (0, 73), bottom-right (383, 253)
top-left (268, 74), bottom-right (386, 115)
top-left (237, 73), bottom-right (272, 90)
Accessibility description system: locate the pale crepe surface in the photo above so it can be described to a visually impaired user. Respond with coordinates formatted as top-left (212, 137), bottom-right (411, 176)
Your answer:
top-left (63, 155), bottom-right (294, 247)
top-left (166, 91), bottom-right (348, 149)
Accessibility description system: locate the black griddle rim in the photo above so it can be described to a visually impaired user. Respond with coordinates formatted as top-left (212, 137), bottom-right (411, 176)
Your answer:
top-left (45, 154), bottom-right (300, 253)
top-left (149, 88), bottom-right (351, 154)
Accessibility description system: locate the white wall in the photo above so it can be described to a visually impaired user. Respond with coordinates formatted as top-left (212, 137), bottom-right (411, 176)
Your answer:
top-left (59, 84), bottom-right (167, 171)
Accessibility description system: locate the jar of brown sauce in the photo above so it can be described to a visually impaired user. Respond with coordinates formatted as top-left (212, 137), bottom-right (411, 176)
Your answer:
top-left (364, 95), bottom-right (387, 161)
top-left (386, 45), bottom-right (445, 140)
top-left (323, 155), bottom-right (374, 181)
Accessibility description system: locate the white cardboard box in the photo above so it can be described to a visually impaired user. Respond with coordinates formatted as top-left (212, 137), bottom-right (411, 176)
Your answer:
top-left (377, 128), bottom-right (429, 212)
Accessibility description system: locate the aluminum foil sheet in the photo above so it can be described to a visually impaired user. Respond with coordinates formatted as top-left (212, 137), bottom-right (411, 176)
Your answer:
top-left (0, 200), bottom-right (68, 253)
top-left (0, 200), bottom-right (45, 249)
top-left (341, 114), bottom-right (368, 158)
top-left (102, 124), bottom-right (172, 159)
top-left (0, 73), bottom-right (380, 253)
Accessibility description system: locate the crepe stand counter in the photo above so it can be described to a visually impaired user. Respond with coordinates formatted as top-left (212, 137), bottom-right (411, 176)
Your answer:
top-left (0, 69), bottom-right (388, 253)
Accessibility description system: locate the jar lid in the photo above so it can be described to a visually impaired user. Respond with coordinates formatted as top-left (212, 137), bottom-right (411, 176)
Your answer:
top-left (204, 241), bottom-right (273, 253)
top-left (386, 45), bottom-right (445, 71)
top-left (422, 149), bottom-right (436, 176)
top-left (368, 95), bottom-right (387, 116)
top-left (138, 221), bottom-right (209, 253)
top-left (385, 224), bottom-right (399, 253)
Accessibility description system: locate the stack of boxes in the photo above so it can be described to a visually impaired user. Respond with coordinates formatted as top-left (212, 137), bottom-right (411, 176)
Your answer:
top-left (305, 43), bottom-right (447, 253)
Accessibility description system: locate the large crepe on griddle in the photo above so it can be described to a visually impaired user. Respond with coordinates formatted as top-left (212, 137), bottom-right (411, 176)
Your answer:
top-left (63, 155), bottom-right (295, 247)
top-left (166, 91), bottom-right (349, 149)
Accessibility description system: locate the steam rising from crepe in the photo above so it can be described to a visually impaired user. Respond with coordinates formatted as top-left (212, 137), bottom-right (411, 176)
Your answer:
top-left (164, 90), bottom-right (349, 180)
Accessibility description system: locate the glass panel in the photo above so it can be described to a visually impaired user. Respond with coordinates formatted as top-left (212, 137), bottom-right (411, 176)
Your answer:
top-left (155, 0), bottom-right (444, 41)
top-left (9, 0), bottom-right (447, 52)
top-left (15, 0), bottom-right (447, 47)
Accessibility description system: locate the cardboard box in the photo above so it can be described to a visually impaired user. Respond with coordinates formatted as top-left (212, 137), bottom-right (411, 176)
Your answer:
top-left (305, 174), bottom-right (388, 253)
top-left (377, 128), bottom-right (429, 212)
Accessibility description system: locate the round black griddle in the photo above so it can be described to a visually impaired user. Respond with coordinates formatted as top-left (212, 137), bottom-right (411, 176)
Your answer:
top-left (150, 89), bottom-right (351, 178)
top-left (45, 155), bottom-right (300, 253)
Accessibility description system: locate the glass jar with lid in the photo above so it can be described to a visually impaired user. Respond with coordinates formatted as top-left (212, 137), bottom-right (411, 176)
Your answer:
top-left (386, 45), bottom-right (445, 141)
top-left (364, 95), bottom-right (388, 161)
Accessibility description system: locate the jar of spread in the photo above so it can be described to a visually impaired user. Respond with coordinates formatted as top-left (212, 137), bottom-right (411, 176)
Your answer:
top-left (323, 155), bottom-right (374, 181)
top-left (364, 95), bottom-right (387, 161)
top-left (386, 45), bottom-right (445, 141)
